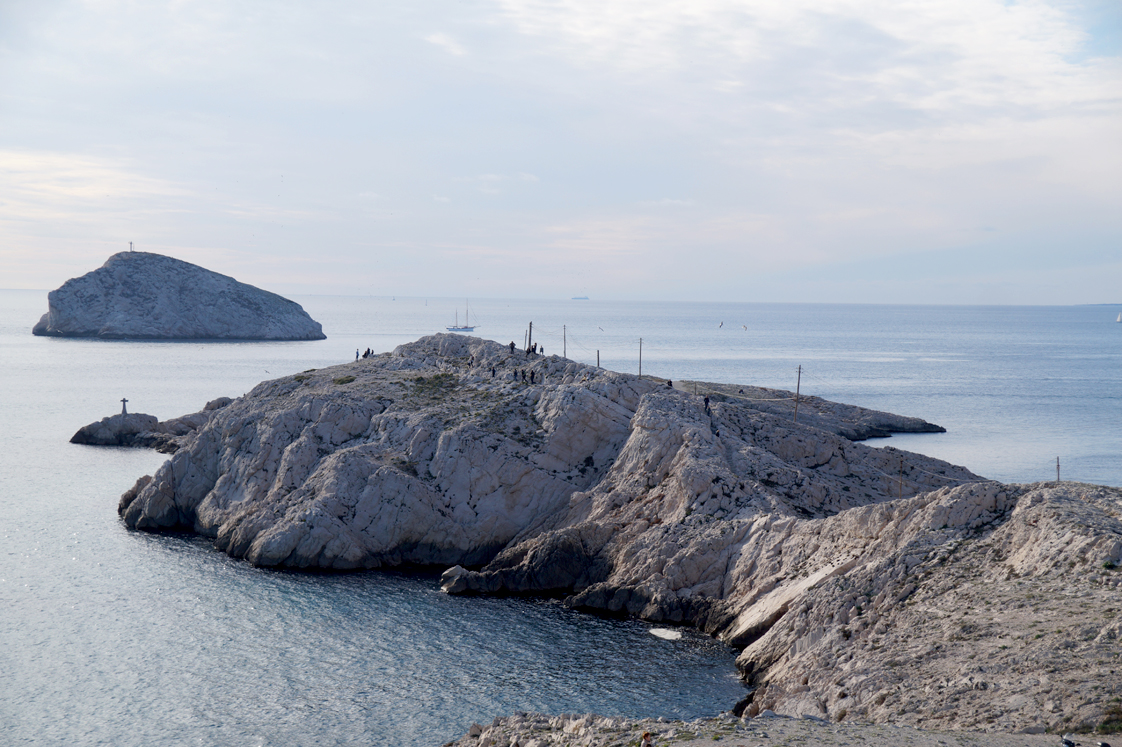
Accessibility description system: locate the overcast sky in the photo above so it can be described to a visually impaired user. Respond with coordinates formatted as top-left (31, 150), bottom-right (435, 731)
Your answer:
top-left (1, 0), bottom-right (1119, 303)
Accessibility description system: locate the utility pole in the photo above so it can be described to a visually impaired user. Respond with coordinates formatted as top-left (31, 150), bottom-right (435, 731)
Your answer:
top-left (639, 338), bottom-right (643, 378)
top-left (793, 365), bottom-right (802, 422)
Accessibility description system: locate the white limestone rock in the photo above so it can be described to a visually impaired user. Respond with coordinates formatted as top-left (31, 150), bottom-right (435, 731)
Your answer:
top-left (114, 334), bottom-right (1122, 732)
top-left (32, 252), bottom-right (325, 340)
top-left (118, 334), bottom-right (962, 572)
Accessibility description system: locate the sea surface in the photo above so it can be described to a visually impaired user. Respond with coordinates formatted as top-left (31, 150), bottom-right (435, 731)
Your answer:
top-left (2, 290), bottom-right (1120, 746)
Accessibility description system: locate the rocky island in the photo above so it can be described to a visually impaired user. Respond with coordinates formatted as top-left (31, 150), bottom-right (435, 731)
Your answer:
top-left (116, 335), bottom-right (1122, 737)
top-left (33, 251), bottom-right (325, 340)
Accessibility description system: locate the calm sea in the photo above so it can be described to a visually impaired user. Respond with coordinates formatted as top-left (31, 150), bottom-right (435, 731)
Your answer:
top-left (2, 290), bottom-right (1119, 746)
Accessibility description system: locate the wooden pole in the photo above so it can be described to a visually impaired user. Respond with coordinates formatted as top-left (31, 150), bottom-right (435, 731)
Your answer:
top-left (793, 365), bottom-right (802, 422)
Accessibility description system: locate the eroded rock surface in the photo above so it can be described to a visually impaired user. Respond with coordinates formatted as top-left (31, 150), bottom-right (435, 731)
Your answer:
top-left (115, 334), bottom-right (1122, 734)
top-left (442, 711), bottom-right (1062, 747)
top-left (33, 251), bottom-right (325, 340)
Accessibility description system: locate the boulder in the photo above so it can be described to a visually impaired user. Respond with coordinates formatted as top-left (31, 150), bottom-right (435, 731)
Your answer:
top-left (33, 251), bottom-right (325, 340)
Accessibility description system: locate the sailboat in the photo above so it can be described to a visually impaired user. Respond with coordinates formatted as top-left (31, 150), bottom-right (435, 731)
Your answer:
top-left (447, 300), bottom-right (476, 332)
top-left (1117, 312), bottom-right (1121, 323)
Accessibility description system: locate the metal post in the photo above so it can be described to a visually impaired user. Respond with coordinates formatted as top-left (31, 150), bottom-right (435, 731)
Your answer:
top-left (793, 365), bottom-right (802, 422)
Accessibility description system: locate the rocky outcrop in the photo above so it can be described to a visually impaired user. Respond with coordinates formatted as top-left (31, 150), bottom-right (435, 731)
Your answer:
top-left (114, 334), bottom-right (1122, 733)
top-left (691, 381), bottom-right (946, 440)
top-left (33, 252), bottom-right (325, 340)
top-left (73, 397), bottom-right (232, 452)
top-left (71, 412), bottom-right (160, 446)
top-left (118, 335), bottom-right (965, 566)
top-left (443, 711), bottom-right (1062, 747)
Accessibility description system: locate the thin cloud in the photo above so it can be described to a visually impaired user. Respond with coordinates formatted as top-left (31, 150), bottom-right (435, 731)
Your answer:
top-left (424, 32), bottom-right (467, 56)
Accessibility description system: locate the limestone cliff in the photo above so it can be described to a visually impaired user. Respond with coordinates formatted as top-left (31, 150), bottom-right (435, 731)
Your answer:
top-left (33, 252), bottom-right (325, 340)
top-left (115, 334), bottom-right (1122, 733)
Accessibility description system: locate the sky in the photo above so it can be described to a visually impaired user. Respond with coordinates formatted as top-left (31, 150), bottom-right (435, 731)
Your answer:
top-left (0, 0), bottom-right (1119, 304)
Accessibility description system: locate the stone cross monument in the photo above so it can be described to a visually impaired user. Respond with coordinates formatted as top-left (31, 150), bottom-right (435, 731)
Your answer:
top-left (121, 398), bottom-right (128, 416)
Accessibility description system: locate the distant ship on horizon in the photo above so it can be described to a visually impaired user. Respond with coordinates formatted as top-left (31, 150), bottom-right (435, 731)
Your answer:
top-left (571, 296), bottom-right (589, 300)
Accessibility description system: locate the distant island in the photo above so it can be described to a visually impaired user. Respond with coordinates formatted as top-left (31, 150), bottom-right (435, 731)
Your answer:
top-left (33, 251), bottom-right (326, 340)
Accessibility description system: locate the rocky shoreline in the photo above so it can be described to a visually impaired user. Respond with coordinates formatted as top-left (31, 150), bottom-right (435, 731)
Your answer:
top-left (111, 334), bottom-right (1122, 736)
top-left (443, 711), bottom-right (1073, 747)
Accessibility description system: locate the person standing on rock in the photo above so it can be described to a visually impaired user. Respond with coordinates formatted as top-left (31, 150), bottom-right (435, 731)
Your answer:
top-left (703, 395), bottom-right (711, 415)
top-left (355, 349), bottom-right (359, 360)
top-left (640, 732), bottom-right (653, 747)
top-left (529, 370), bottom-right (535, 384)
top-left (509, 341), bottom-right (515, 354)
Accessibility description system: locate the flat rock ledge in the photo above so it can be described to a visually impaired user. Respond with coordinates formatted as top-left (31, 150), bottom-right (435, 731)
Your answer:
top-left (72, 398), bottom-right (232, 452)
top-left (33, 251), bottom-right (325, 340)
top-left (115, 334), bottom-right (1122, 734)
top-left (443, 711), bottom-right (1065, 747)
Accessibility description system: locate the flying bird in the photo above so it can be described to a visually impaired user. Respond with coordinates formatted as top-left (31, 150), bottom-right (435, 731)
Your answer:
top-left (718, 321), bottom-right (723, 328)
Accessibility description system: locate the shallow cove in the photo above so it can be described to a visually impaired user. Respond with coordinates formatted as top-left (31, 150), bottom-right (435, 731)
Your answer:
top-left (0, 291), bottom-right (743, 747)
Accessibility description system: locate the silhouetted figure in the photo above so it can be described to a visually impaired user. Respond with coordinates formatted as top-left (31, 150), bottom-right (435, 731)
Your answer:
top-left (491, 366), bottom-right (496, 378)
top-left (521, 370), bottom-right (527, 382)
top-left (530, 370), bottom-right (535, 384)
top-left (509, 341), bottom-right (516, 353)
top-left (667, 380), bottom-right (673, 388)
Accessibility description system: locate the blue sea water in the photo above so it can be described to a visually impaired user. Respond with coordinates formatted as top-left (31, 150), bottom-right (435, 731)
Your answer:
top-left (1, 290), bottom-right (1120, 746)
